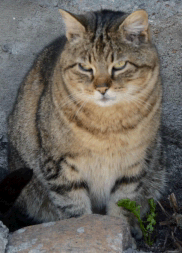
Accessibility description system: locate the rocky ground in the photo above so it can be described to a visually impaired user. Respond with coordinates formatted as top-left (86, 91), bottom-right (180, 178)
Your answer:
top-left (0, 0), bottom-right (182, 252)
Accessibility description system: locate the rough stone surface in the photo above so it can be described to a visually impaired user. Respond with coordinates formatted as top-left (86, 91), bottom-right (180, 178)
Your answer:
top-left (6, 214), bottom-right (132, 253)
top-left (0, 221), bottom-right (9, 253)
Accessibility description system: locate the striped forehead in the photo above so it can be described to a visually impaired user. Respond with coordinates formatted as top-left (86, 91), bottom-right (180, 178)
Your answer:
top-left (88, 11), bottom-right (125, 62)
top-left (91, 24), bottom-right (113, 63)
top-left (92, 33), bottom-right (111, 61)
top-left (78, 10), bottom-right (127, 62)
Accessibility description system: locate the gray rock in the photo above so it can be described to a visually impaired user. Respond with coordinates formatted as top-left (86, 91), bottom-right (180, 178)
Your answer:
top-left (7, 214), bottom-right (132, 252)
top-left (0, 221), bottom-right (9, 253)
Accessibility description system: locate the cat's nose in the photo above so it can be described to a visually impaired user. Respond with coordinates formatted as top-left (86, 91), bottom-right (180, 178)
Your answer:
top-left (96, 84), bottom-right (109, 95)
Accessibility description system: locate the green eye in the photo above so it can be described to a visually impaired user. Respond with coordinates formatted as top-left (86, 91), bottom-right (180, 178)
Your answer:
top-left (113, 61), bottom-right (126, 70)
top-left (79, 63), bottom-right (93, 72)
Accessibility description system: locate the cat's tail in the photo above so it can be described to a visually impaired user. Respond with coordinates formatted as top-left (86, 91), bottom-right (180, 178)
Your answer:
top-left (0, 167), bottom-right (33, 215)
top-left (0, 168), bottom-right (35, 232)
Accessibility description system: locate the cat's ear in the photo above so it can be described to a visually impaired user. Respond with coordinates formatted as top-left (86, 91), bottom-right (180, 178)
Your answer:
top-left (59, 9), bottom-right (86, 41)
top-left (120, 10), bottom-right (150, 44)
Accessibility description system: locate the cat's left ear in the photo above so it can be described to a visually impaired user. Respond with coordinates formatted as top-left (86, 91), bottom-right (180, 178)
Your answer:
top-left (120, 10), bottom-right (151, 44)
top-left (59, 9), bottom-right (86, 42)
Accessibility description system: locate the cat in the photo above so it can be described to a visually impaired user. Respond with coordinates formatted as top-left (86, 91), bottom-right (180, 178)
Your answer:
top-left (8, 9), bottom-right (165, 237)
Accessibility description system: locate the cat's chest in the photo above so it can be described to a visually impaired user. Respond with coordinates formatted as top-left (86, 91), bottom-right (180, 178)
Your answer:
top-left (72, 149), bottom-right (143, 192)
top-left (79, 155), bottom-right (121, 205)
top-left (82, 155), bottom-right (120, 187)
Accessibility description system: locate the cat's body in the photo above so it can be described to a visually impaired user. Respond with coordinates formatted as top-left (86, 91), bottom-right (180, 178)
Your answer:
top-left (8, 9), bottom-right (165, 236)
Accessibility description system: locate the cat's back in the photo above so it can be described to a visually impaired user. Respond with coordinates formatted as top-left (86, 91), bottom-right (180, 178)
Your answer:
top-left (8, 37), bottom-right (66, 166)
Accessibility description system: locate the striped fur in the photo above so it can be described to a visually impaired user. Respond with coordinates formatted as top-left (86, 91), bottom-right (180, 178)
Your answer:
top-left (8, 9), bottom-right (165, 236)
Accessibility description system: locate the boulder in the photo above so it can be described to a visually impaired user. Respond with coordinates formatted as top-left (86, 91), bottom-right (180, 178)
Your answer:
top-left (0, 221), bottom-right (9, 253)
top-left (7, 214), bottom-right (132, 253)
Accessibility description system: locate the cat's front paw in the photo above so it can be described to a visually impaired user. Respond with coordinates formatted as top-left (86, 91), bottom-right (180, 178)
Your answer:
top-left (107, 202), bottom-right (142, 240)
top-left (130, 218), bottom-right (142, 240)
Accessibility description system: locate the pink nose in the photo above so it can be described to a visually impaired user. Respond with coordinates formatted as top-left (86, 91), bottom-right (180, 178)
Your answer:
top-left (96, 84), bottom-right (109, 95)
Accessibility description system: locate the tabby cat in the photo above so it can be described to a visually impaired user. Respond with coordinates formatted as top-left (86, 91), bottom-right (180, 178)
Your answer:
top-left (8, 9), bottom-right (165, 237)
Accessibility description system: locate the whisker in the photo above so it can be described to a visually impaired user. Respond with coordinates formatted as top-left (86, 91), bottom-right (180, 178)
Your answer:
top-left (60, 91), bottom-right (85, 108)
top-left (125, 96), bottom-right (152, 111)
top-left (73, 99), bottom-right (88, 120)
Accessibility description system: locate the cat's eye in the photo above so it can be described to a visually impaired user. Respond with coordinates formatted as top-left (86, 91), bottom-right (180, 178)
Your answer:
top-left (113, 61), bottom-right (126, 71)
top-left (79, 63), bottom-right (93, 72)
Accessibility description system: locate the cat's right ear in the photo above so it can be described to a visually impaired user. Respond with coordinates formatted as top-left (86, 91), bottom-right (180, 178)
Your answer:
top-left (120, 10), bottom-right (151, 44)
top-left (59, 9), bottom-right (85, 42)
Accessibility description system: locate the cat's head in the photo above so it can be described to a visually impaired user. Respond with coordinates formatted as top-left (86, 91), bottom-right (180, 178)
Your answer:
top-left (59, 9), bottom-right (159, 108)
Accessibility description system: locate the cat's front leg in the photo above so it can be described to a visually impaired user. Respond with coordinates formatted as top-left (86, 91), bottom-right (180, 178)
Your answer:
top-left (40, 155), bottom-right (92, 220)
top-left (107, 181), bottom-right (150, 240)
top-left (107, 153), bottom-right (165, 239)
top-left (107, 199), bottom-right (143, 240)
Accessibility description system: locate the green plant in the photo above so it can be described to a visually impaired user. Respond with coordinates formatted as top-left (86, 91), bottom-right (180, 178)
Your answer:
top-left (117, 198), bottom-right (157, 246)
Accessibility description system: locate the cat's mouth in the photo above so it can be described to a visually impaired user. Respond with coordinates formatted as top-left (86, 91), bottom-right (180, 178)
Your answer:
top-left (101, 97), bottom-right (110, 102)
top-left (93, 90), bottom-right (117, 107)
top-left (95, 94), bottom-right (116, 107)
top-left (100, 94), bottom-right (116, 102)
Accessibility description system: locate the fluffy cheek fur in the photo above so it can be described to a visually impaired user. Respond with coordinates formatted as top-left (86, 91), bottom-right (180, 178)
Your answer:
top-left (64, 68), bottom-right (92, 97)
top-left (111, 68), bottom-right (153, 100)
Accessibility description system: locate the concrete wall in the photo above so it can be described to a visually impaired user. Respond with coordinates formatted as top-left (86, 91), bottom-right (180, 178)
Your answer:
top-left (0, 0), bottom-right (182, 197)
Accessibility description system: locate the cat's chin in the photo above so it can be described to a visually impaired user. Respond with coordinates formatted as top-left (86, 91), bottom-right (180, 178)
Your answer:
top-left (93, 90), bottom-right (117, 107)
top-left (95, 98), bottom-right (117, 107)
